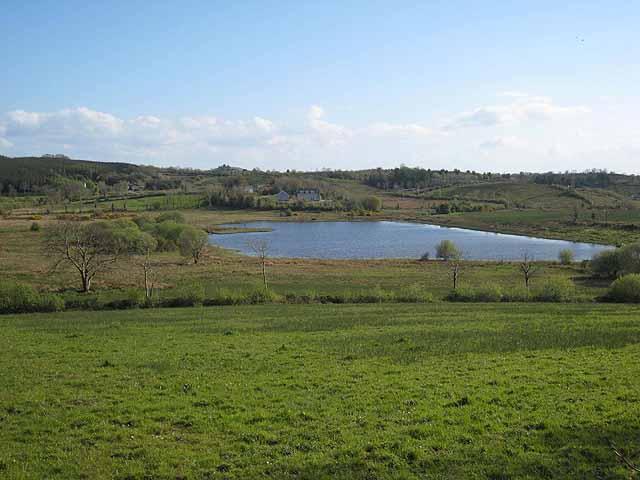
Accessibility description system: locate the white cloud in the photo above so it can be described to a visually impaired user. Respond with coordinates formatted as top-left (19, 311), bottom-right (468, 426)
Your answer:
top-left (479, 136), bottom-right (525, 150)
top-left (307, 105), bottom-right (352, 145)
top-left (2, 94), bottom-right (635, 173)
top-left (368, 122), bottom-right (434, 137)
top-left (444, 94), bottom-right (589, 130)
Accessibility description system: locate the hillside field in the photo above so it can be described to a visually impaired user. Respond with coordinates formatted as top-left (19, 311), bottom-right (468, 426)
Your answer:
top-left (1, 303), bottom-right (639, 479)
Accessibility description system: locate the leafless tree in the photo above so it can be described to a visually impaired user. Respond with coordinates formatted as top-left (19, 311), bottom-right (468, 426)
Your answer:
top-left (178, 226), bottom-right (208, 264)
top-left (46, 222), bottom-right (122, 292)
top-left (134, 233), bottom-right (158, 300)
top-left (47, 220), bottom-right (146, 293)
top-left (519, 252), bottom-right (538, 289)
top-left (447, 251), bottom-right (464, 290)
top-left (248, 239), bottom-right (270, 290)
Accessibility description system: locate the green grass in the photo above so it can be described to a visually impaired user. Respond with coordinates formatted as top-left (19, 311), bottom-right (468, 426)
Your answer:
top-left (1, 303), bottom-right (639, 479)
top-left (0, 216), bottom-right (612, 303)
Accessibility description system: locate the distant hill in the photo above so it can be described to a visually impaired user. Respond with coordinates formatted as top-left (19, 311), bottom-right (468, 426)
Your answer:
top-left (0, 155), bottom-right (154, 193)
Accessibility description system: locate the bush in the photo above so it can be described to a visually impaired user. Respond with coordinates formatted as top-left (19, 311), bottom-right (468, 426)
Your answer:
top-left (474, 285), bottom-right (503, 302)
top-left (247, 289), bottom-right (281, 304)
top-left (395, 284), bottom-right (433, 303)
top-left (501, 286), bottom-right (531, 302)
top-left (350, 287), bottom-right (394, 303)
top-left (0, 282), bottom-right (64, 314)
top-left (606, 274), bottom-right (640, 303)
top-left (204, 288), bottom-right (247, 306)
top-left (64, 295), bottom-right (101, 310)
top-left (435, 240), bottom-right (461, 260)
top-left (39, 294), bottom-right (65, 312)
top-left (160, 284), bottom-right (205, 307)
top-left (30, 222), bottom-right (41, 232)
top-left (445, 285), bottom-right (502, 302)
top-left (532, 278), bottom-right (576, 302)
top-left (156, 211), bottom-right (186, 224)
top-left (283, 290), bottom-right (318, 304)
top-left (445, 287), bottom-right (475, 302)
top-left (105, 289), bottom-right (145, 310)
top-left (132, 215), bottom-right (153, 229)
top-left (591, 249), bottom-right (623, 278)
top-left (558, 249), bottom-right (575, 265)
top-left (178, 226), bottom-right (208, 264)
top-left (362, 196), bottom-right (383, 212)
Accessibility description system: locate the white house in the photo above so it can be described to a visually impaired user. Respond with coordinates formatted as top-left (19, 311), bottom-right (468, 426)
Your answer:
top-left (277, 190), bottom-right (290, 202)
top-left (296, 189), bottom-right (321, 201)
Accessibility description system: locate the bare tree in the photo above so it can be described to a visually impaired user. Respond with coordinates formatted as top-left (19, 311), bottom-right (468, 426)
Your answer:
top-left (447, 252), bottom-right (463, 290)
top-left (46, 221), bottom-right (132, 292)
top-left (519, 252), bottom-right (538, 289)
top-left (133, 233), bottom-right (158, 300)
top-left (248, 239), bottom-right (270, 290)
top-left (178, 226), bottom-right (208, 264)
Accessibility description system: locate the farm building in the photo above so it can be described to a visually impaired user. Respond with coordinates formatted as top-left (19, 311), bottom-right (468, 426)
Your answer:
top-left (296, 189), bottom-right (321, 201)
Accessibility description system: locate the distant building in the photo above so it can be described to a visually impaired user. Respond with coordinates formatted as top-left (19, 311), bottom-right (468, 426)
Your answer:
top-left (296, 189), bottom-right (321, 201)
top-left (277, 190), bottom-right (290, 202)
top-left (632, 194), bottom-right (640, 200)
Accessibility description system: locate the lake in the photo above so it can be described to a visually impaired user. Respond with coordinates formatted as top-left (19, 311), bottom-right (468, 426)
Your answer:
top-left (208, 221), bottom-right (612, 261)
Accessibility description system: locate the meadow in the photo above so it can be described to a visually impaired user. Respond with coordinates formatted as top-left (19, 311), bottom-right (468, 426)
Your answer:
top-left (0, 212), bottom-right (612, 304)
top-left (1, 303), bottom-right (639, 479)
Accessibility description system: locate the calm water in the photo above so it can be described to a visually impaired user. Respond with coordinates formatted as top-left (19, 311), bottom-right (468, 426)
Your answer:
top-left (209, 221), bottom-right (612, 261)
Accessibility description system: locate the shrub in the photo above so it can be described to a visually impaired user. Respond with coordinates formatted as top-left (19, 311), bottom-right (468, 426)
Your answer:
top-left (161, 284), bottom-right (205, 307)
top-left (420, 251), bottom-right (430, 261)
top-left (591, 249), bottom-right (623, 278)
top-left (0, 282), bottom-right (64, 314)
top-left (64, 295), bottom-right (101, 311)
top-left (247, 288), bottom-right (281, 304)
top-left (156, 211), bottom-right (186, 224)
top-left (558, 249), bottom-right (575, 265)
top-left (132, 215), bottom-right (152, 229)
top-left (105, 289), bottom-right (145, 310)
top-left (445, 286), bottom-right (502, 302)
top-left (619, 243), bottom-right (640, 276)
top-left (30, 222), bottom-right (41, 232)
top-left (435, 240), bottom-right (461, 260)
top-left (445, 287), bottom-right (475, 302)
top-left (532, 278), bottom-right (576, 302)
top-left (205, 288), bottom-right (247, 306)
top-left (362, 196), bottom-right (383, 212)
top-left (351, 287), bottom-right (394, 303)
top-left (0, 282), bottom-right (39, 313)
top-left (474, 285), bottom-right (503, 302)
top-left (39, 294), bottom-right (65, 312)
top-left (283, 290), bottom-right (318, 304)
top-left (501, 286), bottom-right (531, 302)
top-left (178, 226), bottom-right (208, 264)
top-left (606, 274), bottom-right (640, 303)
top-left (395, 284), bottom-right (433, 303)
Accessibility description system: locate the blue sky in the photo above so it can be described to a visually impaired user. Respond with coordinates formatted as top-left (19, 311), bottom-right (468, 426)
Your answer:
top-left (1, 1), bottom-right (639, 172)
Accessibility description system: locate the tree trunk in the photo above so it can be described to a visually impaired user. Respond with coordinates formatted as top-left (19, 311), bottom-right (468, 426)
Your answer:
top-left (262, 260), bottom-right (268, 290)
top-left (143, 263), bottom-right (151, 299)
top-left (81, 273), bottom-right (91, 293)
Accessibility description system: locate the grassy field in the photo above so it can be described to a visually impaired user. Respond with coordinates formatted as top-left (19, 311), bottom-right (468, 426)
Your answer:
top-left (0, 212), bottom-right (612, 303)
top-left (1, 303), bottom-right (639, 479)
